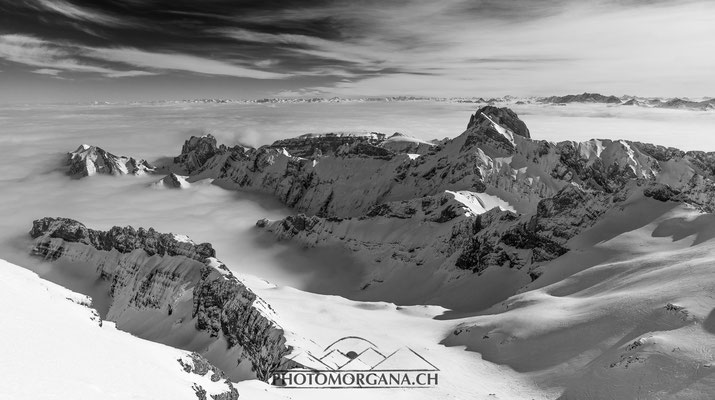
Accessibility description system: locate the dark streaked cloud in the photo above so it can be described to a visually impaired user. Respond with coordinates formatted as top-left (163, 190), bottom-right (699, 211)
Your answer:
top-left (0, 0), bottom-right (713, 102)
top-left (0, 34), bottom-right (152, 77)
top-left (32, 0), bottom-right (133, 27)
top-left (0, 34), bottom-right (286, 79)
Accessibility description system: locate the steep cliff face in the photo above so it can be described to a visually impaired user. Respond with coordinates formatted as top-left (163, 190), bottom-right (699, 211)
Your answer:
top-left (67, 144), bottom-right (155, 178)
top-left (173, 134), bottom-right (221, 174)
top-left (258, 183), bottom-right (621, 295)
top-left (170, 107), bottom-right (545, 217)
top-left (268, 132), bottom-right (389, 158)
top-left (170, 106), bottom-right (715, 219)
top-left (29, 217), bottom-right (296, 381)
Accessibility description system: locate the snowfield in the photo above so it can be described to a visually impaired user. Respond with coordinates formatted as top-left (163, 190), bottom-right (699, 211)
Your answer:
top-left (0, 259), bottom-right (249, 400)
top-left (444, 193), bottom-right (715, 399)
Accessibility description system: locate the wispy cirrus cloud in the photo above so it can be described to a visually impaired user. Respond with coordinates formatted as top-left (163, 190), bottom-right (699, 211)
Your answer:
top-left (217, 28), bottom-right (390, 66)
top-left (214, 1), bottom-right (586, 83)
top-left (33, 0), bottom-right (131, 27)
top-left (266, 0), bottom-right (715, 97)
top-left (0, 34), bottom-right (290, 80)
top-left (0, 34), bottom-right (151, 77)
top-left (82, 46), bottom-right (291, 79)
top-left (32, 68), bottom-right (62, 76)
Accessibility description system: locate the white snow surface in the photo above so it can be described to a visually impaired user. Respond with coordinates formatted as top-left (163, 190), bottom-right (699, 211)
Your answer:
top-left (444, 194), bottom-right (715, 400)
top-left (382, 134), bottom-right (433, 145)
top-left (172, 233), bottom-right (194, 243)
top-left (0, 259), bottom-right (241, 400)
top-left (446, 190), bottom-right (515, 215)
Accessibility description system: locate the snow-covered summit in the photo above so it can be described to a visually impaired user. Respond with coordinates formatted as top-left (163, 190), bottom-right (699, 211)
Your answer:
top-left (67, 144), bottom-right (155, 178)
top-left (379, 132), bottom-right (435, 155)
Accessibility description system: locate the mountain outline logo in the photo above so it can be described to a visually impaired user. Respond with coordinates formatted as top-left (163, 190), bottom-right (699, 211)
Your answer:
top-left (271, 336), bottom-right (440, 388)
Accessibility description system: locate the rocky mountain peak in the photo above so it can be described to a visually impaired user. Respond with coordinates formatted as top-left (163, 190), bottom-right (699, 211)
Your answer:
top-left (466, 106), bottom-right (531, 139)
top-left (174, 134), bottom-right (219, 173)
top-left (457, 106), bottom-right (531, 156)
top-left (156, 172), bottom-right (190, 189)
top-left (67, 144), bottom-right (155, 178)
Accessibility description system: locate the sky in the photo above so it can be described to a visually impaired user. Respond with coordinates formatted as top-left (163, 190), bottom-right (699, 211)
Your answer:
top-left (0, 0), bottom-right (714, 103)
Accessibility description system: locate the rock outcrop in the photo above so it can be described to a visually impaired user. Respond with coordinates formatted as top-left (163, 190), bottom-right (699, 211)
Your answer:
top-left (29, 217), bottom-right (298, 381)
top-left (173, 135), bottom-right (222, 174)
top-left (178, 353), bottom-right (239, 400)
top-left (67, 144), bottom-right (155, 178)
top-left (156, 172), bottom-right (191, 189)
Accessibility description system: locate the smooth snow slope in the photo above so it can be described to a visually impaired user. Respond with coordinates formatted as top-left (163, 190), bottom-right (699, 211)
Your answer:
top-left (2, 254), bottom-right (554, 400)
top-left (444, 192), bottom-right (715, 399)
top-left (0, 259), bottom-right (251, 400)
top-left (252, 283), bottom-right (556, 400)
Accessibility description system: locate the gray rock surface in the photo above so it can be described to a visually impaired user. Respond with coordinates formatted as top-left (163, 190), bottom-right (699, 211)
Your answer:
top-left (156, 172), bottom-right (190, 189)
top-left (179, 353), bottom-right (239, 400)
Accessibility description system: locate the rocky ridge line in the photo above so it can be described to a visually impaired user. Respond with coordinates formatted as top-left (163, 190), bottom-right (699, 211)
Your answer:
top-left (29, 217), bottom-right (298, 381)
top-left (170, 106), bottom-right (715, 217)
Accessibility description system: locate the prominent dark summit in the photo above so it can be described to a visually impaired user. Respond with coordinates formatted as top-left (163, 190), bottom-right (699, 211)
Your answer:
top-left (467, 106), bottom-right (531, 139)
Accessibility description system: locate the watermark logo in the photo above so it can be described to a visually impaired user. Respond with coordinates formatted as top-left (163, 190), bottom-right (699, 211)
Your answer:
top-left (271, 336), bottom-right (439, 389)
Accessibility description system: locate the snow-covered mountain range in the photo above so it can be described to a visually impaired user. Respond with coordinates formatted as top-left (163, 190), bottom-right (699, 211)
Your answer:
top-left (24, 104), bottom-right (715, 399)
top-left (58, 103), bottom-right (715, 307)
